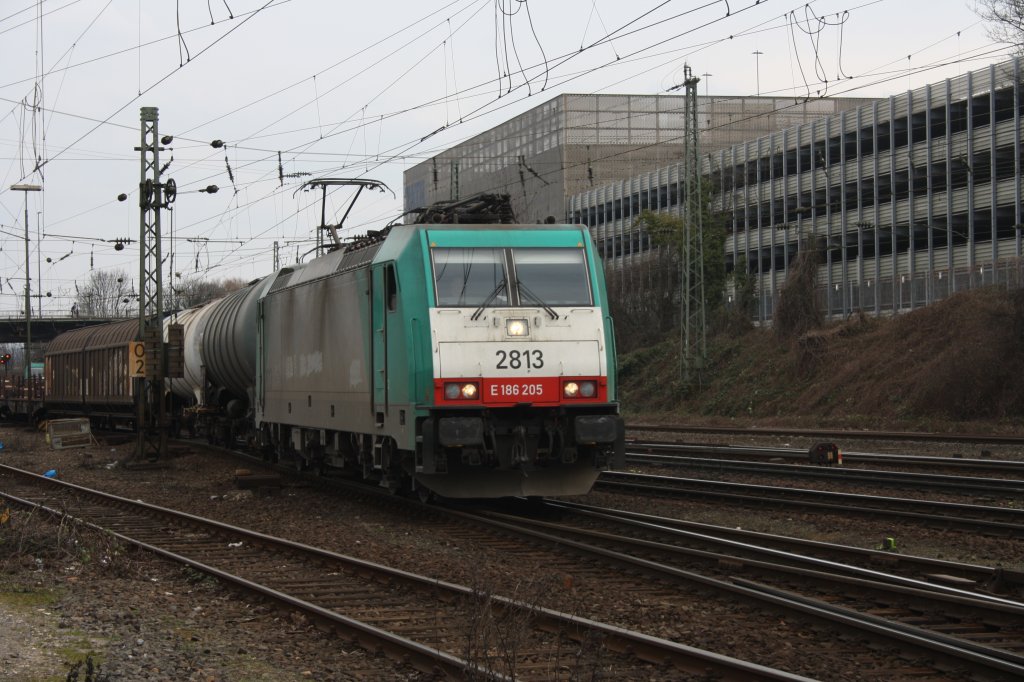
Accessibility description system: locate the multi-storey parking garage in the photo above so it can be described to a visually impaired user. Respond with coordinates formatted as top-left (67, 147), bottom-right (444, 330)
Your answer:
top-left (405, 92), bottom-right (866, 232)
top-left (570, 57), bottom-right (1024, 322)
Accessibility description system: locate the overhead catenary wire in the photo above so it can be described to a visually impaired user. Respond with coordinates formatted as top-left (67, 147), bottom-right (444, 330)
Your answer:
top-left (0, 0), bottom-right (1005, 297)
top-left (128, 14), bottom-right (1007, 278)
top-left (4, 28), bottom-right (999, 228)
top-left (0, 0), bottom-right (824, 200)
top-left (7, 0), bottom-right (279, 187)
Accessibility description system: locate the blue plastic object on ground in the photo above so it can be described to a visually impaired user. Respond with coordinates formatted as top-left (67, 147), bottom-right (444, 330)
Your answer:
top-left (43, 469), bottom-right (57, 478)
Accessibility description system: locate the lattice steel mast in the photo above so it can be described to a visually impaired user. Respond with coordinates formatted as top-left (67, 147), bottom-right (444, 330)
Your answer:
top-left (681, 65), bottom-right (707, 385)
top-left (135, 106), bottom-right (168, 461)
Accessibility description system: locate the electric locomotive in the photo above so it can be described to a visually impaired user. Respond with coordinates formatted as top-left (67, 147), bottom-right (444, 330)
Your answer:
top-left (41, 191), bottom-right (625, 498)
top-left (255, 219), bottom-right (624, 498)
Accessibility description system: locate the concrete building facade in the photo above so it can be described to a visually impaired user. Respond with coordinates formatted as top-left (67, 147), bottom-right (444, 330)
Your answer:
top-left (570, 58), bottom-right (1024, 322)
top-left (404, 92), bottom-right (869, 226)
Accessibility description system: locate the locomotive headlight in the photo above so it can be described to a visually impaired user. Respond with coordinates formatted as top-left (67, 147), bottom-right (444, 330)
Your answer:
top-left (563, 380), bottom-right (597, 399)
top-left (506, 318), bottom-right (529, 337)
top-left (444, 382), bottom-right (479, 400)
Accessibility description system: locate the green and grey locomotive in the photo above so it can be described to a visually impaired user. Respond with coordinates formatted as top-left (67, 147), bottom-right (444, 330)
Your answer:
top-left (45, 199), bottom-right (624, 498)
top-left (249, 221), bottom-right (624, 498)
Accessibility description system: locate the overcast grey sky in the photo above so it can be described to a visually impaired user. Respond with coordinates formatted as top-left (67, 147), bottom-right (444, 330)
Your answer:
top-left (0, 0), bottom-right (1009, 314)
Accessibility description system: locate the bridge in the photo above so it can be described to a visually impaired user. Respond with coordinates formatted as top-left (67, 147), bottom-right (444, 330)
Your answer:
top-left (0, 315), bottom-right (121, 344)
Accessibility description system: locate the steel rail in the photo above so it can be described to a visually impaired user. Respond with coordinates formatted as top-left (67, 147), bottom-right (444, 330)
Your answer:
top-left (625, 452), bottom-right (1024, 493)
top-left (628, 423), bottom-right (1024, 445)
top-left (530, 503), bottom-right (1023, 603)
top-left (0, 463), bottom-right (813, 682)
top-left (549, 498), bottom-right (1024, 594)
top-left (628, 439), bottom-right (1024, 474)
top-left (475, 507), bottom-right (1024, 660)
top-left (596, 471), bottom-right (1024, 536)
top-left (732, 578), bottom-right (1024, 679)
top-left (435, 505), bottom-right (1024, 679)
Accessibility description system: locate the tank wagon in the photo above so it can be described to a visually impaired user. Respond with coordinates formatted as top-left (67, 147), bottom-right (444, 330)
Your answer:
top-left (44, 215), bottom-right (624, 498)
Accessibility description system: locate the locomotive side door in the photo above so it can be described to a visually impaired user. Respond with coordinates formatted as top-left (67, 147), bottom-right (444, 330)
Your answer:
top-left (370, 263), bottom-right (396, 424)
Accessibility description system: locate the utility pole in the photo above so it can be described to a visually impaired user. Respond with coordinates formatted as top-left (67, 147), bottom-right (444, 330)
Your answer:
top-left (681, 65), bottom-right (706, 387)
top-left (273, 240), bottom-right (280, 270)
top-left (10, 183), bottom-right (41, 380)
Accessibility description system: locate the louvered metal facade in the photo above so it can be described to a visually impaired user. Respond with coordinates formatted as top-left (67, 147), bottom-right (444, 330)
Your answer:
top-left (404, 92), bottom-right (867, 228)
top-left (570, 58), bottom-right (1024, 322)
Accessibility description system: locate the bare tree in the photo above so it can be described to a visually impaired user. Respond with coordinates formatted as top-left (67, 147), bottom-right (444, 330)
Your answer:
top-left (975, 0), bottom-right (1024, 52)
top-left (77, 270), bottom-right (256, 318)
top-left (170, 277), bottom-right (224, 309)
top-left (169, 275), bottom-right (249, 309)
top-left (220, 277), bottom-right (248, 294)
top-left (75, 269), bottom-right (136, 318)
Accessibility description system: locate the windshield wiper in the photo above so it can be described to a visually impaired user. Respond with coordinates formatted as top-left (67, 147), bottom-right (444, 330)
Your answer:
top-left (516, 282), bottom-right (559, 320)
top-left (470, 279), bottom-right (506, 320)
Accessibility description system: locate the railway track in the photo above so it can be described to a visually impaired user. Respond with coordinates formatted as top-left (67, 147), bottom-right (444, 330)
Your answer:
top-left (627, 440), bottom-right (1024, 477)
top-left (597, 471), bottom-right (1024, 537)
top-left (624, 450), bottom-right (1024, 495)
top-left (449, 501), bottom-right (1024, 676)
top-left (212, 441), bottom-right (1024, 597)
top-left (176, 448), bottom-right (1024, 679)
top-left (542, 500), bottom-right (1024, 598)
top-left (9, 434), bottom-right (1024, 679)
top-left (0, 463), bottom-right (811, 682)
top-left (628, 424), bottom-right (1024, 446)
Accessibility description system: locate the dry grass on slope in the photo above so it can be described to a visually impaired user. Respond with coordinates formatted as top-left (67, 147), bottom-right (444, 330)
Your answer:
top-left (619, 287), bottom-right (1024, 428)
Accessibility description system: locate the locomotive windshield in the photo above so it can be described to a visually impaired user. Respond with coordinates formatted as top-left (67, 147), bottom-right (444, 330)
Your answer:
top-left (432, 247), bottom-right (507, 306)
top-left (511, 248), bottom-right (591, 306)
top-left (431, 246), bottom-right (592, 308)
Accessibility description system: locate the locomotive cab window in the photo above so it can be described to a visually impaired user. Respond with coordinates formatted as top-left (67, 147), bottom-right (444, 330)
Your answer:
top-left (511, 248), bottom-right (592, 306)
top-left (432, 247), bottom-right (507, 306)
top-left (431, 246), bottom-right (591, 308)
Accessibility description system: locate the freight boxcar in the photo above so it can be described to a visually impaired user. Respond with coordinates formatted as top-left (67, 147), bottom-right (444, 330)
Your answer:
top-left (43, 319), bottom-right (139, 429)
